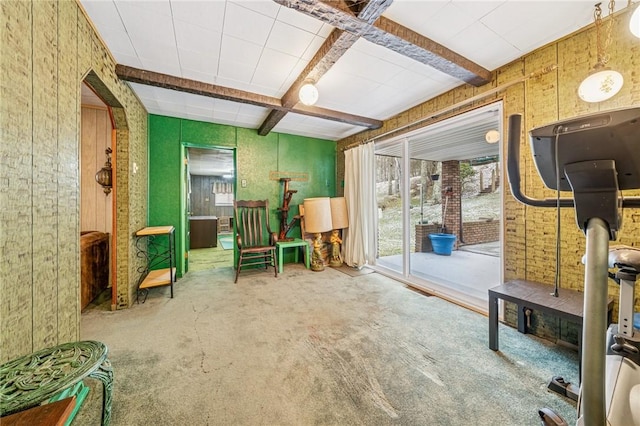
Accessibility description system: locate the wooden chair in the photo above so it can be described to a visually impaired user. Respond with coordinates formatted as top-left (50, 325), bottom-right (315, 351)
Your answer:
top-left (233, 200), bottom-right (278, 283)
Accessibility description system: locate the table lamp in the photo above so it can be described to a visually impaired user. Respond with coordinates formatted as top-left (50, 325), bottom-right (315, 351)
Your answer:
top-left (329, 197), bottom-right (349, 267)
top-left (303, 197), bottom-right (332, 271)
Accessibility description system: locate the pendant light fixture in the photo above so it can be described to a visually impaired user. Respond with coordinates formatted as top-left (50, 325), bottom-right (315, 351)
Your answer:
top-left (298, 80), bottom-right (319, 106)
top-left (578, 1), bottom-right (624, 103)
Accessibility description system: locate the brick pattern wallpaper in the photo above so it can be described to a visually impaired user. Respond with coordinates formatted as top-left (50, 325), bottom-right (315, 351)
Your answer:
top-left (0, 1), bottom-right (147, 362)
top-left (337, 11), bottom-right (640, 340)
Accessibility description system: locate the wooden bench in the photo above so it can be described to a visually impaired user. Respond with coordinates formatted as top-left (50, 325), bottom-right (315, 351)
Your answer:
top-left (488, 279), bottom-right (614, 352)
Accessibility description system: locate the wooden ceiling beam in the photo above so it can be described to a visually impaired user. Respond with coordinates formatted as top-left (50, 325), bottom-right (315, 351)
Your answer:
top-left (274, 0), bottom-right (492, 86)
top-left (258, 0), bottom-right (393, 135)
top-left (115, 64), bottom-right (282, 109)
top-left (116, 64), bottom-right (382, 131)
top-left (292, 104), bottom-right (383, 129)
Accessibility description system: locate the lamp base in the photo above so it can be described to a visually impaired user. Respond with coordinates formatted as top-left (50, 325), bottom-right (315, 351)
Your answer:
top-left (329, 259), bottom-right (342, 268)
top-left (311, 232), bottom-right (325, 271)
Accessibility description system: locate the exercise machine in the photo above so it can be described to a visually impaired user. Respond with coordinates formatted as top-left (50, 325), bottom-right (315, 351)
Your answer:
top-left (506, 107), bottom-right (640, 425)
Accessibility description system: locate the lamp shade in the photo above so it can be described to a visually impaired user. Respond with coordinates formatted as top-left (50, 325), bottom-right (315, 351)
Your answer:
top-left (330, 197), bottom-right (349, 229)
top-left (303, 197), bottom-right (332, 233)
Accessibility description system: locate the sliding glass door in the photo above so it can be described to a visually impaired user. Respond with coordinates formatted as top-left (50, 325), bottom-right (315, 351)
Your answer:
top-left (372, 102), bottom-right (503, 310)
top-left (375, 150), bottom-right (405, 274)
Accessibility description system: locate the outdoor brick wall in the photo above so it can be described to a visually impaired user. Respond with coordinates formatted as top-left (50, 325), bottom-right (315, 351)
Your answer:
top-left (337, 10), bottom-right (640, 344)
top-left (1, 2), bottom-right (147, 362)
top-left (415, 223), bottom-right (441, 252)
top-left (441, 160), bottom-right (461, 248)
top-left (462, 220), bottom-right (500, 245)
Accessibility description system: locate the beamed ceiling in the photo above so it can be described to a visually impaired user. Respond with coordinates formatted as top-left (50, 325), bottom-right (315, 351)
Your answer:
top-left (80, 0), bottom-right (624, 144)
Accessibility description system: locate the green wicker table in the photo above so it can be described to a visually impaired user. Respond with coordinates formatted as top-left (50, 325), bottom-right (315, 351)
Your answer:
top-left (0, 340), bottom-right (113, 425)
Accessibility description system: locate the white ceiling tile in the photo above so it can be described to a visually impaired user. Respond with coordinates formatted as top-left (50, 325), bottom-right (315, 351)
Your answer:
top-left (419, 2), bottom-right (479, 43)
top-left (213, 110), bottom-right (240, 124)
top-left (219, 34), bottom-right (262, 65)
top-left (139, 56), bottom-right (179, 77)
top-left (340, 49), bottom-right (404, 85)
top-left (384, 1), bottom-right (449, 40)
top-left (450, 1), bottom-right (504, 21)
top-left (186, 105), bottom-right (214, 117)
top-left (171, 0), bottom-right (226, 32)
top-left (266, 21), bottom-right (315, 58)
top-left (179, 50), bottom-right (219, 79)
top-left (110, 52), bottom-right (144, 69)
top-left (187, 94), bottom-right (216, 109)
top-left (81, 1), bottom-right (125, 31)
top-left (224, 2), bottom-right (275, 46)
top-left (212, 98), bottom-right (240, 114)
top-left (99, 29), bottom-right (137, 57)
top-left (115, 2), bottom-right (175, 47)
top-left (128, 82), bottom-right (159, 100)
top-left (180, 68), bottom-right (217, 85)
top-left (276, 4), bottom-right (324, 34)
top-left (301, 35), bottom-right (328, 61)
top-left (253, 48), bottom-right (298, 84)
top-left (236, 103), bottom-right (269, 119)
top-left (230, 0), bottom-right (280, 19)
top-left (218, 59), bottom-right (256, 86)
top-left (174, 20), bottom-right (222, 54)
top-left (131, 36), bottom-right (178, 65)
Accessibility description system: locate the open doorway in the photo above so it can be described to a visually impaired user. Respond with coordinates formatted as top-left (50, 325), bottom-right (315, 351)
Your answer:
top-left (80, 82), bottom-right (114, 311)
top-left (374, 102), bottom-right (503, 312)
top-left (186, 147), bottom-right (235, 272)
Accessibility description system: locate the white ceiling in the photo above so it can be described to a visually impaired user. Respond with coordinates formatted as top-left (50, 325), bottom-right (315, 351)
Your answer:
top-left (79, 0), bottom-right (625, 144)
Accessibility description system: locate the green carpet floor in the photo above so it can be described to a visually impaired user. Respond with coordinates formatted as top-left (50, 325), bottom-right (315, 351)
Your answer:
top-left (188, 238), bottom-right (233, 272)
top-left (79, 265), bottom-right (578, 425)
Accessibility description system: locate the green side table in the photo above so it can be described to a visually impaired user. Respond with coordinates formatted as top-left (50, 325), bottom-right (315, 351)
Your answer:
top-left (276, 238), bottom-right (310, 273)
top-left (0, 340), bottom-right (113, 425)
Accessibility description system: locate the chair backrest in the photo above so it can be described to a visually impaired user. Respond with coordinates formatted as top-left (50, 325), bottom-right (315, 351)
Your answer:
top-left (234, 200), bottom-right (273, 248)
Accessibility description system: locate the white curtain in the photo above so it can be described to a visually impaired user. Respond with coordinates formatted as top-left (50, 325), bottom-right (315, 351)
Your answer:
top-left (343, 142), bottom-right (377, 268)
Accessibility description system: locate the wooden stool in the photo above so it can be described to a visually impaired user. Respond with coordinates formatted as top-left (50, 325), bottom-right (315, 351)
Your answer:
top-left (0, 340), bottom-right (113, 425)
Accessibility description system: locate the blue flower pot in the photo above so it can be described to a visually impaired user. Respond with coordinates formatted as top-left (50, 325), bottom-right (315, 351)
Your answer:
top-left (428, 233), bottom-right (456, 256)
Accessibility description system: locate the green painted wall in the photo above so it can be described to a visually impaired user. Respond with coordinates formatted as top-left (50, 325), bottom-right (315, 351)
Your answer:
top-left (149, 115), bottom-right (336, 276)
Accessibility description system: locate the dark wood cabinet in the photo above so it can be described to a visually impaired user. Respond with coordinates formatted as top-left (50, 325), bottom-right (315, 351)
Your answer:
top-left (190, 216), bottom-right (218, 248)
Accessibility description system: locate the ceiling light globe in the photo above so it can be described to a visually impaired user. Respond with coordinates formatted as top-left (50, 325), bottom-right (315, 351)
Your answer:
top-left (298, 83), bottom-right (319, 106)
top-left (578, 69), bottom-right (624, 103)
top-left (485, 129), bottom-right (500, 144)
top-left (631, 5), bottom-right (640, 38)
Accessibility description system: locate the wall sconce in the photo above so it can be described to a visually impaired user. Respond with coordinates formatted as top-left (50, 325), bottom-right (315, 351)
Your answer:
top-left (298, 80), bottom-right (319, 106)
top-left (95, 147), bottom-right (113, 195)
top-left (578, 1), bottom-right (624, 103)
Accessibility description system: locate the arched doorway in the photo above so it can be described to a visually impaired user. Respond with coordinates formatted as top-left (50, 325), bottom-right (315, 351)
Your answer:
top-left (81, 71), bottom-right (129, 310)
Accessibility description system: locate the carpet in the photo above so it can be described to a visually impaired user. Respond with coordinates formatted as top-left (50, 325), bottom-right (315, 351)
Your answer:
top-left (78, 265), bottom-right (578, 425)
top-left (218, 234), bottom-right (234, 250)
top-left (333, 264), bottom-right (375, 277)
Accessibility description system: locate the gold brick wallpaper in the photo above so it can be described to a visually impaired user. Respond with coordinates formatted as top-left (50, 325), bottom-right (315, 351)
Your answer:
top-left (0, 1), bottom-right (148, 362)
top-left (337, 9), bottom-right (640, 337)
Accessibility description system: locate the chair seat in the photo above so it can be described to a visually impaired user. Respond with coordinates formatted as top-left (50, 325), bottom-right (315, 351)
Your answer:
top-left (241, 245), bottom-right (274, 253)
